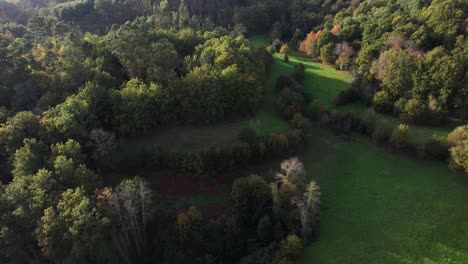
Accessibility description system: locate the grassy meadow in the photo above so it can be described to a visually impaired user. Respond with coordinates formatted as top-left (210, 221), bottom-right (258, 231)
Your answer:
top-left (252, 35), bottom-right (468, 263)
top-left (301, 129), bottom-right (468, 263)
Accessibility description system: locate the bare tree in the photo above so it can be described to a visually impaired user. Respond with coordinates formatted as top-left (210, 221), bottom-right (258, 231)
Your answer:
top-left (291, 181), bottom-right (320, 240)
top-left (270, 182), bottom-right (280, 217)
top-left (275, 157), bottom-right (305, 186)
top-left (108, 177), bottom-right (152, 263)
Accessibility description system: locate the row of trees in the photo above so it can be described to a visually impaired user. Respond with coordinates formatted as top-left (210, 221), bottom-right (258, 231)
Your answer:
top-left (2, 0), bottom-right (345, 35)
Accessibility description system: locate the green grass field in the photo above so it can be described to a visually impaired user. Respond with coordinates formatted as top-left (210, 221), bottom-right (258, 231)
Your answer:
top-left (301, 130), bottom-right (468, 263)
top-left (252, 35), bottom-right (468, 263)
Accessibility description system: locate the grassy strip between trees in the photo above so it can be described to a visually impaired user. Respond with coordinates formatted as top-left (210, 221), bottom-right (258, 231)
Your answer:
top-left (253, 35), bottom-right (452, 145)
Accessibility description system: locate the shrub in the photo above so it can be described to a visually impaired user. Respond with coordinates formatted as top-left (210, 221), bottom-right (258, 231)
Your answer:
top-left (401, 98), bottom-right (427, 123)
top-left (390, 124), bottom-right (409, 150)
top-left (373, 90), bottom-right (394, 114)
top-left (372, 125), bottom-right (391, 145)
top-left (266, 45), bottom-right (275, 55)
top-left (257, 216), bottom-right (273, 245)
top-left (418, 139), bottom-right (449, 160)
top-left (447, 125), bottom-right (468, 174)
top-left (278, 88), bottom-right (306, 119)
top-left (306, 102), bottom-right (324, 120)
top-left (231, 174), bottom-right (272, 226)
top-left (272, 39), bottom-right (283, 51)
top-left (276, 75), bottom-right (295, 91)
top-left (287, 129), bottom-right (304, 149)
top-left (291, 63), bottom-right (305, 82)
top-left (290, 113), bottom-right (311, 132)
top-left (280, 234), bottom-right (302, 260)
top-left (266, 134), bottom-right (289, 156)
top-left (327, 112), bottom-right (354, 133)
top-left (359, 111), bottom-right (377, 136)
top-left (239, 127), bottom-right (259, 145)
top-left (447, 125), bottom-right (467, 146)
top-left (320, 43), bottom-right (335, 64)
top-left (280, 44), bottom-right (289, 62)
top-left (333, 88), bottom-right (359, 106)
top-left (231, 143), bottom-right (253, 168)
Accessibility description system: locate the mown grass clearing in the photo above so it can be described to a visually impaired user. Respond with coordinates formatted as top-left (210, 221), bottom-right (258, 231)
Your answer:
top-left (301, 130), bottom-right (468, 263)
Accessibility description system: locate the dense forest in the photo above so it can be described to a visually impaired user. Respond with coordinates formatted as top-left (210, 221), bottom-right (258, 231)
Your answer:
top-left (0, 0), bottom-right (467, 263)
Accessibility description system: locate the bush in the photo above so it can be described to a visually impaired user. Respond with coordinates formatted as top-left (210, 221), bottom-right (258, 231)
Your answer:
top-left (320, 43), bottom-right (335, 64)
top-left (231, 143), bottom-right (253, 168)
top-left (266, 134), bottom-right (289, 156)
top-left (372, 125), bottom-right (391, 145)
top-left (418, 139), bottom-right (449, 160)
top-left (306, 102), bottom-right (324, 120)
top-left (280, 234), bottom-right (302, 260)
top-left (290, 113), bottom-right (311, 132)
top-left (447, 125), bottom-right (468, 174)
top-left (390, 124), bottom-right (409, 150)
top-left (358, 111), bottom-right (377, 136)
top-left (333, 88), bottom-right (359, 106)
top-left (239, 127), bottom-right (259, 145)
top-left (291, 63), bottom-right (305, 82)
top-left (257, 216), bottom-right (273, 245)
top-left (287, 129), bottom-right (304, 149)
top-left (373, 90), bottom-right (394, 114)
top-left (272, 39), bottom-right (283, 51)
top-left (327, 112), bottom-right (355, 133)
top-left (276, 75), bottom-right (295, 91)
top-left (266, 45), bottom-right (275, 55)
top-left (401, 98), bottom-right (427, 123)
top-left (278, 88), bottom-right (306, 119)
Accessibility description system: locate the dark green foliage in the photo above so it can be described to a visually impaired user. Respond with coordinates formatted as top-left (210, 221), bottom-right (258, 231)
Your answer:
top-left (257, 216), bottom-right (273, 245)
top-left (239, 127), bottom-right (260, 146)
top-left (372, 125), bottom-right (391, 146)
top-left (390, 124), bottom-right (410, 151)
top-left (280, 234), bottom-right (302, 261)
top-left (333, 88), bottom-right (359, 106)
top-left (12, 138), bottom-right (48, 178)
top-left (291, 63), bottom-right (305, 82)
top-left (231, 174), bottom-right (272, 227)
top-left (0, 111), bottom-right (40, 154)
top-left (418, 139), bottom-right (449, 160)
top-left (114, 79), bottom-right (162, 136)
top-left (36, 187), bottom-right (112, 263)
